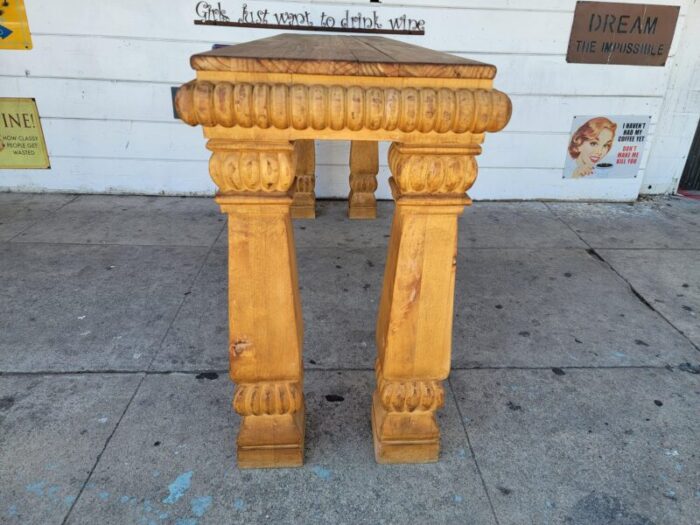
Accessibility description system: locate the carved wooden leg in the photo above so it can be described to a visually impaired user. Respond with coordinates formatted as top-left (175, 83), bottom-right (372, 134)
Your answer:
top-left (373, 142), bottom-right (479, 464)
top-left (209, 139), bottom-right (305, 468)
top-left (348, 140), bottom-right (378, 219)
top-left (291, 139), bottom-right (316, 219)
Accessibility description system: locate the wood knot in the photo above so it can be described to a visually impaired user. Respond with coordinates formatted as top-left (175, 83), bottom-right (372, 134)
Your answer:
top-left (231, 339), bottom-right (252, 355)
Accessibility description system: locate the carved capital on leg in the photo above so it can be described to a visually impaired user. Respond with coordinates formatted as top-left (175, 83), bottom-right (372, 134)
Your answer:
top-left (207, 139), bottom-right (296, 194)
top-left (373, 142), bottom-right (479, 464)
top-left (348, 141), bottom-right (379, 219)
top-left (291, 140), bottom-right (316, 219)
top-left (387, 142), bottom-right (480, 197)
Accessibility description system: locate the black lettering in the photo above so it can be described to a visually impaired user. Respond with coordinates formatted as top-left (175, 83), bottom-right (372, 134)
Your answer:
top-left (373, 11), bottom-right (382, 29)
top-left (195, 1), bottom-right (209, 19)
top-left (617, 15), bottom-right (629, 33)
top-left (603, 14), bottom-right (616, 32)
top-left (238, 3), bottom-right (252, 23)
top-left (589, 13), bottom-right (602, 32)
top-left (630, 16), bottom-right (642, 33)
top-left (644, 16), bottom-right (658, 34)
top-left (388, 15), bottom-right (406, 31)
top-left (273, 12), bottom-right (290, 24)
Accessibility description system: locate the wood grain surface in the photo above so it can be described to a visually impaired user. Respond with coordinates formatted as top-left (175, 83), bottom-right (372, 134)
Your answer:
top-left (191, 34), bottom-right (496, 78)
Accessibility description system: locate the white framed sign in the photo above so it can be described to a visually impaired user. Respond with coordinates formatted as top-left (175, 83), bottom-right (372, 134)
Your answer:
top-left (564, 115), bottom-right (651, 179)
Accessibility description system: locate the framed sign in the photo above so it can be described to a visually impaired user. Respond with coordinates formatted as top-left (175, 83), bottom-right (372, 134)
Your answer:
top-left (564, 115), bottom-right (651, 179)
top-left (0, 99), bottom-right (50, 169)
top-left (567, 2), bottom-right (679, 66)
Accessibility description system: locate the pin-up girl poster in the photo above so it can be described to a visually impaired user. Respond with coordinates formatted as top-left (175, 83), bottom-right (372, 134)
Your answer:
top-left (566, 117), bottom-right (617, 178)
top-left (563, 115), bottom-right (650, 180)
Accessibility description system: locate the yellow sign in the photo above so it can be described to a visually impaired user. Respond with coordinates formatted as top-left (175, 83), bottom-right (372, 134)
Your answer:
top-left (0, 0), bottom-right (32, 50)
top-left (0, 98), bottom-right (50, 169)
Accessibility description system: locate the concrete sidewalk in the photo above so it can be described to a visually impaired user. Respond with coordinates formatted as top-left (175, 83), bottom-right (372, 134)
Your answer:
top-left (0, 194), bottom-right (698, 525)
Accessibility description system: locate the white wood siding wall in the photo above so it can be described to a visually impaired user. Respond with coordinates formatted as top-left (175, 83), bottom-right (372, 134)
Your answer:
top-left (0, 0), bottom-right (696, 200)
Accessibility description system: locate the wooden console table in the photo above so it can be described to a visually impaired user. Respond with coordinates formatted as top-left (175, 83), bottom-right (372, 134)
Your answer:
top-left (176, 34), bottom-right (511, 468)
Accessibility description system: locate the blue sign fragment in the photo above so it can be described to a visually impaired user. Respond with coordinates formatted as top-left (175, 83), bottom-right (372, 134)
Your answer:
top-left (0, 25), bottom-right (13, 39)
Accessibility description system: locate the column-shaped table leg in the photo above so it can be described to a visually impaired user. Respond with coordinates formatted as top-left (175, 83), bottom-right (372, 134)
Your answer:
top-left (348, 140), bottom-right (379, 219)
top-left (372, 142), bottom-right (479, 464)
top-left (209, 139), bottom-right (305, 468)
top-left (291, 139), bottom-right (316, 219)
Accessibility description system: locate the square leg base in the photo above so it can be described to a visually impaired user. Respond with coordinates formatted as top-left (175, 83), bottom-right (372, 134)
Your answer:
top-left (291, 205), bottom-right (316, 219)
top-left (237, 445), bottom-right (304, 469)
top-left (236, 408), bottom-right (305, 469)
top-left (371, 393), bottom-right (440, 464)
top-left (348, 206), bottom-right (377, 220)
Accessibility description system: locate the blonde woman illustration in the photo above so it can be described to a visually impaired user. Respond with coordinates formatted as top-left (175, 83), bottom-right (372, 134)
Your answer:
top-left (568, 117), bottom-right (617, 178)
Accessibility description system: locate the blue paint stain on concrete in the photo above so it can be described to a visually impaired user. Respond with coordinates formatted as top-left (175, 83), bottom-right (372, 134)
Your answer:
top-left (457, 448), bottom-right (467, 458)
top-left (64, 495), bottom-right (76, 506)
top-left (311, 466), bottom-right (332, 480)
top-left (163, 471), bottom-right (193, 504)
top-left (99, 491), bottom-right (110, 501)
top-left (174, 519), bottom-right (197, 525)
top-left (26, 481), bottom-right (46, 496)
top-left (612, 352), bottom-right (627, 359)
top-left (158, 512), bottom-right (169, 520)
top-left (454, 495), bottom-right (463, 503)
top-left (191, 496), bottom-right (212, 517)
top-left (120, 495), bottom-right (131, 504)
top-left (233, 499), bottom-right (245, 511)
top-left (7, 505), bottom-right (18, 517)
top-left (47, 485), bottom-right (60, 498)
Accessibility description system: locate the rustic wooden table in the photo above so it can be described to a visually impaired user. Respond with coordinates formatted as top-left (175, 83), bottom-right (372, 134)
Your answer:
top-left (176, 34), bottom-right (511, 468)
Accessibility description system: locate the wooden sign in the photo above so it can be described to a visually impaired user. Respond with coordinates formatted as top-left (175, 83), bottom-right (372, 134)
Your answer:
top-left (566, 2), bottom-right (679, 66)
top-left (0, 99), bottom-right (50, 169)
top-left (0, 0), bottom-right (33, 50)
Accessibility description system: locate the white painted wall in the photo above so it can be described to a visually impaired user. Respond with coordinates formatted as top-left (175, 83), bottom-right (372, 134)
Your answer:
top-left (642, 0), bottom-right (700, 195)
top-left (0, 0), bottom-right (697, 200)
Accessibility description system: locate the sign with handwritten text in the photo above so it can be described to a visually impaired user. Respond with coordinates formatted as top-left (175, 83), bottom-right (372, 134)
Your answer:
top-left (194, 1), bottom-right (426, 35)
top-left (0, 98), bottom-right (50, 169)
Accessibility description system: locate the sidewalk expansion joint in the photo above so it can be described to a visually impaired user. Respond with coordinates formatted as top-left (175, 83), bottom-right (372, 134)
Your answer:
top-left (448, 376), bottom-right (502, 525)
top-left (1, 364), bottom-right (690, 377)
top-left (60, 372), bottom-right (147, 525)
top-left (543, 202), bottom-right (700, 354)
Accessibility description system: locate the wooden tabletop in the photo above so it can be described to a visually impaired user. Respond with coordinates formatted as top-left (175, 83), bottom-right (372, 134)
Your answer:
top-left (191, 34), bottom-right (496, 79)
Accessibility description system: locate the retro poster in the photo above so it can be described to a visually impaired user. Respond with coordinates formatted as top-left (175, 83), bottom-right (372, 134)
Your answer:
top-left (563, 115), bottom-right (651, 179)
top-left (0, 98), bottom-right (50, 169)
